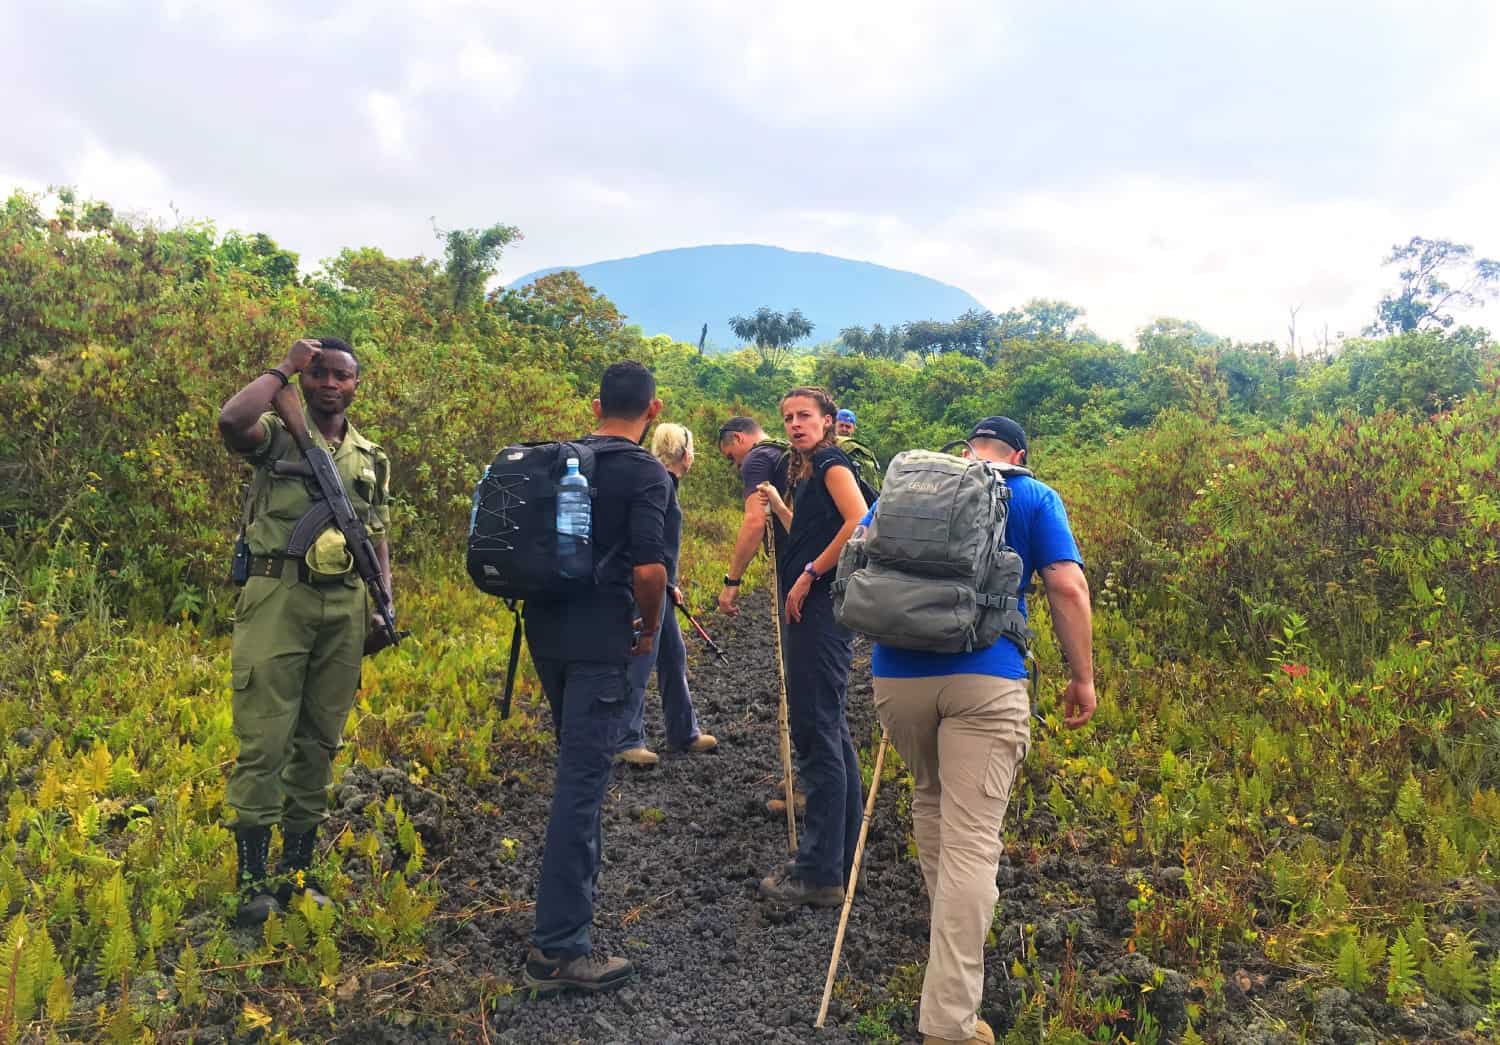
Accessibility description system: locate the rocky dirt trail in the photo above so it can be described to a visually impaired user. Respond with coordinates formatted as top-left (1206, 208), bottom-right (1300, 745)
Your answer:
top-left (303, 590), bottom-right (1484, 1044)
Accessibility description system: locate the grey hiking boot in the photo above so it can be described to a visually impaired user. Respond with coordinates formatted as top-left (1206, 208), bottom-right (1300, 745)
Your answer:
top-left (758, 865), bottom-right (843, 907)
top-left (233, 825), bottom-right (283, 928)
top-left (523, 947), bottom-right (635, 993)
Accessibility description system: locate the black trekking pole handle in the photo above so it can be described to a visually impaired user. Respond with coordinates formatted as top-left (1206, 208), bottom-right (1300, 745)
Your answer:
top-left (676, 602), bottom-right (729, 663)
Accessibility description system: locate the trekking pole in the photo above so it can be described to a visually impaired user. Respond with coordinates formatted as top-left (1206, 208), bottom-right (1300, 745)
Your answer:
top-left (766, 521), bottom-right (798, 854)
top-left (815, 726), bottom-right (889, 1029)
top-left (675, 601), bottom-right (729, 664)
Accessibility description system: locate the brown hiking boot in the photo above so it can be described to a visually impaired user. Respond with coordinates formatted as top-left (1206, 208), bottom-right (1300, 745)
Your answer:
top-left (757, 865), bottom-right (843, 907)
top-left (615, 747), bottom-right (659, 767)
top-left (923, 1018), bottom-right (995, 1045)
top-left (683, 733), bottom-right (718, 753)
top-left (765, 790), bottom-right (806, 815)
top-left (522, 947), bottom-right (635, 994)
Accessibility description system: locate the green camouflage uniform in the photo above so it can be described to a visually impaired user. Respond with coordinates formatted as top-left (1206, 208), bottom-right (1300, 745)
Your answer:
top-left (226, 409), bottom-right (390, 833)
top-left (836, 435), bottom-right (883, 492)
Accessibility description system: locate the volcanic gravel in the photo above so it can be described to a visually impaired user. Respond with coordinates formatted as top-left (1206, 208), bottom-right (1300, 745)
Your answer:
top-left (287, 589), bottom-right (1491, 1044)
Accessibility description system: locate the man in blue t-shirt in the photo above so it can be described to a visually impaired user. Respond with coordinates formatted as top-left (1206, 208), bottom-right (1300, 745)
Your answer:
top-left (866, 416), bottom-right (1096, 1045)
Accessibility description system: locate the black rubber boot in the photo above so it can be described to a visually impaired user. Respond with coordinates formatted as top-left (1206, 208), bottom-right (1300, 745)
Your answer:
top-left (233, 825), bottom-right (283, 927)
top-left (277, 827), bottom-right (332, 911)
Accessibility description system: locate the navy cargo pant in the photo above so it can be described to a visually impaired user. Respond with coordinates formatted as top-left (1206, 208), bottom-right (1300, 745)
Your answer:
top-left (784, 581), bottom-right (860, 887)
top-left (531, 659), bottom-right (630, 958)
top-left (619, 600), bottom-right (702, 753)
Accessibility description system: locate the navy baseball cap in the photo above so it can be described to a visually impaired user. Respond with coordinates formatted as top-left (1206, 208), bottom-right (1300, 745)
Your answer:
top-left (968, 416), bottom-right (1027, 452)
top-left (836, 408), bottom-right (856, 424)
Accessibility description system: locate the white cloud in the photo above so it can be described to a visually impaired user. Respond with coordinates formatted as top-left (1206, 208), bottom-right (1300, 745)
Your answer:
top-left (73, 141), bottom-right (174, 217)
top-left (766, 177), bottom-right (1500, 346)
top-left (456, 41), bottom-right (525, 100)
top-left (363, 90), bottom-right (409, 159)
top-left (5, 0), bottom-right (1498, 351)
top-left (404, 39), bottom-right (526, 103)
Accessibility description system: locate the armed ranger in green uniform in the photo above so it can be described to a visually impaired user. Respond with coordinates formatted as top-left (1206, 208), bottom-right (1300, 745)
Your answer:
top-left (217, 337), bottom-right (394, 926)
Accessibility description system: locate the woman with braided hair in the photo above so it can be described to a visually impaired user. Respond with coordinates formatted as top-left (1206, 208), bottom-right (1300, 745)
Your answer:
top-left (755, 386), bottom-right (869, 906)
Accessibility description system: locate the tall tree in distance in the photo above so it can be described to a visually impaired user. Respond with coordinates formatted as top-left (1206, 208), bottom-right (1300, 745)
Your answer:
top-left (839, 325), bottom-right (871, 356)
top-left (728, 306), bottom-right (814, 374)
top-left (1370, 236), bottom-right (1500, 335)
top-left (435, 220), bottom-right (521, 313)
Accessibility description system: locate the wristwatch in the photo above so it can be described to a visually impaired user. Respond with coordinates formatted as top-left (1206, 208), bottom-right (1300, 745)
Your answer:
top-left (802, 562), bottom-right (821, 580)
top-left (723, 575), bottom-right (742, 587)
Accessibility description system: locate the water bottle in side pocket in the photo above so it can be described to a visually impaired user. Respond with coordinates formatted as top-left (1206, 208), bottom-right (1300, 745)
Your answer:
top-left (555, 457), bottom-right (592, 579)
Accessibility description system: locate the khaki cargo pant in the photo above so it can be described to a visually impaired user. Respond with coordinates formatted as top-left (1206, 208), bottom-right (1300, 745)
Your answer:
top-left (873, 674), bottom-right (1030, 1042)
top-left (226, 572), bottom-right (366, 833)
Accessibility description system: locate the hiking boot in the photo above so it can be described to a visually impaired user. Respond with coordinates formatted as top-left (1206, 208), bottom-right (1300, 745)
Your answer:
top-left (758, 866), bottom-right (843, 907)
top-left (276, 827), bottom-right (332, 911)
top-left (233, 825), bottom-right (283, 928)
top-left (522, 947), bottom-right (635, 993)
top-left (616, 747), bottom-right (660, 767)
top-left (923, 1018), bottom-right (995, 1045)
top-left (765, 790), bottom-right (806, 816)
top-left (683, 733), bottom-right (718, 753)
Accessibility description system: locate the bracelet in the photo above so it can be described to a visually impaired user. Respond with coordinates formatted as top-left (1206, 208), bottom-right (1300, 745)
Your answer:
top-left (262, 367), bottom-right (290, 387)
top-left (723, 575), bottom-right (742, 587)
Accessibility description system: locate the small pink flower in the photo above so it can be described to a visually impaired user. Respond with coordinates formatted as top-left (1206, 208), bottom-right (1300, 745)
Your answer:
top-left (1281, 663), bottom-right (1309, 678)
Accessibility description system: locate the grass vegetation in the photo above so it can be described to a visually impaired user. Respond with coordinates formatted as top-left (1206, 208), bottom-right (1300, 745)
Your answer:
top-left (1, 188), bottom-right (1498, 1040)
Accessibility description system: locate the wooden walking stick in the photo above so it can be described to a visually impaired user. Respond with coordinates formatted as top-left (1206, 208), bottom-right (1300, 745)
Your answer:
top-left (815, 726), bottom-right (889, 1029)
top-left (766, 520), bottom-right (798, 853)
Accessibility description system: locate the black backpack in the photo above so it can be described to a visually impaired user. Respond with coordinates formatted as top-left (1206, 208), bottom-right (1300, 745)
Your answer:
top-left (466, 439), bottom-right (645, 716)
top-left (467, 439), bottom-right (643, 600)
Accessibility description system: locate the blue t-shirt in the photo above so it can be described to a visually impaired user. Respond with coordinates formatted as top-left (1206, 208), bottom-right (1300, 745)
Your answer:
top-left (865, 473), bottom-right (1082, 679)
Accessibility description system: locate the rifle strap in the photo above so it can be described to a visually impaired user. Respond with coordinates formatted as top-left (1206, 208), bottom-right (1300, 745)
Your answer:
top-left (501, 607), bottom-right (523, 720)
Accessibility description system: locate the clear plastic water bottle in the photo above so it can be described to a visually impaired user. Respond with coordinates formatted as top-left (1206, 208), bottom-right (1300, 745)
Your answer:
top-left (556, 457), bottom-right (592, 579)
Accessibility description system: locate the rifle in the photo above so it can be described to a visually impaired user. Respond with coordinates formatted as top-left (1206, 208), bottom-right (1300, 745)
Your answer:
top-left (675, 600), bottom-right (728, 663)
top-left (270, 384), bottom-right (405, 655)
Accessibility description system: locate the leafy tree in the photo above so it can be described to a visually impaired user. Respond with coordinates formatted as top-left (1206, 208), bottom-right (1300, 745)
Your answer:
top-left (867, 322), bottom-right (906, 360)
top-left (215, 232), bottom-right (299, 291)
top-left (496, 270), bottom-right (641, 391)
top-left (435, 221), bottom-right (521, 313)
top-left (839, 325), bottom-right (871, 356)
top-left (728, 306), bottom-right (814, 374)
top-left (992, 298), bottom-right (1093, 345)
top-left (1370, 236), bottom-right (1500, 335)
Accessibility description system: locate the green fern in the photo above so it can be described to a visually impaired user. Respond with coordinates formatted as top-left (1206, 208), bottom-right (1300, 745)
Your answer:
top-left (1003, 991), bottom-right (1044, 1045)
top-left (1335, 935), bottom-right (1371, 993)
top-left (1394, 776), bottom-right (1424, 824)
top-left (44, 971), bottom-right (72, 1023)
top-left (1437, 931), bottom-right (1483, 1004)
top-left (175, 941), bottom-right (203, 1007)
top-left (261, 908), bottom-right (283, 951)
top-left (1387, 930), bottom-right (1418, 1005)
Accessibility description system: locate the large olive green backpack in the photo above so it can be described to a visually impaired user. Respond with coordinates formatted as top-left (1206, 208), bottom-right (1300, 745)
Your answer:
top-left (836, 436), bottom-right (883, 494)
top-left (833, 444), bottom-right (1032, 654)
top-left (757, 437), bottom-right (878, 506)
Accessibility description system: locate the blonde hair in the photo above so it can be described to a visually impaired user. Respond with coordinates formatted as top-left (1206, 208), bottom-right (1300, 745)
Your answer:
top-left (651, 423), bottom-right (694, 469)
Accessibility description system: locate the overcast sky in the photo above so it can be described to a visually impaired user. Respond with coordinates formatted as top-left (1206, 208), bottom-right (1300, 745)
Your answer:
top-left (4, 0), bottom-right (1498, 345)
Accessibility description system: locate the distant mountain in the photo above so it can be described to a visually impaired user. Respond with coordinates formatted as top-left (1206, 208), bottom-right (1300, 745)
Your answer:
top-left (506, 244), bottom-right (986, 349)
